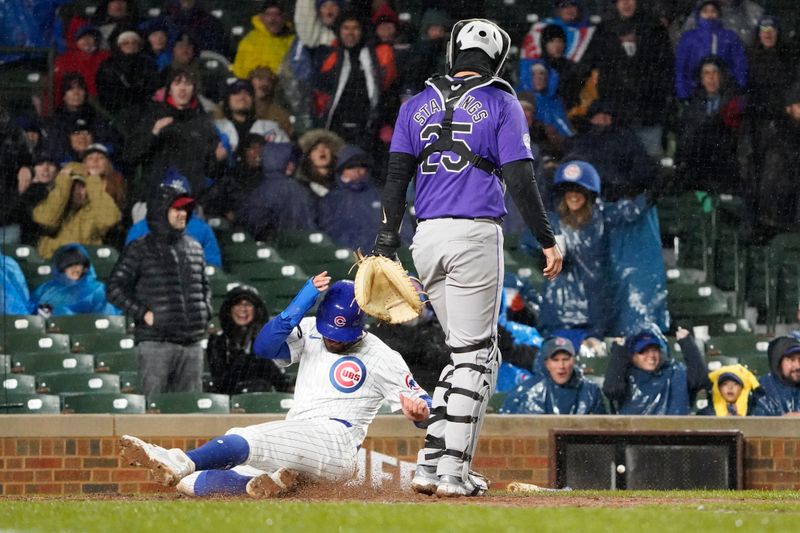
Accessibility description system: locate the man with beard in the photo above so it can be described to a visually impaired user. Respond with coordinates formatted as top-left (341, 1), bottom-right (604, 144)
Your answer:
top-left (753, 336), bottom-right (800, 416)
top-left (213, 78), bottom-right (289, 154)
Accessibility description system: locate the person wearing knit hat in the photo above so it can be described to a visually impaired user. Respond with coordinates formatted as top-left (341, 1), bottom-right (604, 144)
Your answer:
top-left (214, 76), bottom-right (289, 153)
top-left (95, 25), bottom-right (160, 114)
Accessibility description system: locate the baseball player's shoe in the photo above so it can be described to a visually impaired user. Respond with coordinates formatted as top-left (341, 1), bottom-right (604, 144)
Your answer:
top-left (176, 472), bottom-right (200, 497)
top-left (410, 465), bottom-right (439, 495)
top-left (119, 435), bottom-right (195, 487)
top-left (245, 467), bottom-right (300, 499)
top-left (435, 475), bottom-right (488, 498)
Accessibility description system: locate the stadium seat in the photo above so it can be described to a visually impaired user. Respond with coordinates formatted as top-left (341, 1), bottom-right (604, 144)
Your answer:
top-left (83, 245), bottom-right (120, 280)
top-left (94, 351), bottom-right (137, 373)
top-left (70, 332), bottom-right (135, 354)
top-left (219, 229), bottom-right (258, 249)
top-left (273, 230), bottom-right (335, 249)
top-left (487, 392), bottom-right (508, 413)
top-left (47, 314), bottom-right (127, 335)
top-left (62, 393), bottom-right (146, 414)
top-left (704, 335), bottom-right (769, 360)
top-left (0, 394), bottom-right (61, 414)
top-left (146, 392), bottom-right (230, 414)
top-left (2, 243), bottom-right (44, 264)
top-left (673, 316), bottom-right (752, 337)
top-left (767, 233), bottom-right (800, 327)
top-left (230, 392), bottom-right (294, 413)
top-left (2, 373), bottom-right (36, 394)
top-left (1, 315), bottom-right (46, 335)
top-left (11, 353), bottom-right (95, 375)
top-left (504, 249), bottom-right (546, 291)
top-left (1, 333), bottom-right (71, 354)
top-left (36, 372), bottom-right (120, 395)
top-left (278, 246), bottom-right (355, 281)
top-left (0, 354), bottom-right (10, 373)
top-left (706, 355), bottom-right (739, 372)
top-left (223, 242), bottom-right (283, 266)
top-left (118, 371), bottom-right (139, 393)
top-left (579, 354), bottom-right (609, 377)
top-left (229, 260), bottom-right (306, 281)
top-left (667, 283), bottom-right (730, 318)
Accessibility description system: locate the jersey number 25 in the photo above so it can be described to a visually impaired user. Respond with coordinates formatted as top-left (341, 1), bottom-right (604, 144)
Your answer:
top-left (420, 122), bottom-right (473, 174)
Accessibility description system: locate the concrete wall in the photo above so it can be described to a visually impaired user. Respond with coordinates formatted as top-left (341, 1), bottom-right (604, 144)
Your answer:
top-left (2, 415), bottom-right (798, 495)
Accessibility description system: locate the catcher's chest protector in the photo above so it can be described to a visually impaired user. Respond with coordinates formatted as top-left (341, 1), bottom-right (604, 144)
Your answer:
top-left (418, 75), bottom-right (516, 177)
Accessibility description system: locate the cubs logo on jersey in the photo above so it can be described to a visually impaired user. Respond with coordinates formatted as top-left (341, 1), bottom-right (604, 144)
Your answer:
top-left (405, 374), bottom-right (421, 391)
top-left (330, 357), bottom-right (367, 393)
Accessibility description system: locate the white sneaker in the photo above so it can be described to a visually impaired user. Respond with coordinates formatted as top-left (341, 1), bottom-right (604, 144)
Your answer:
top-left (245, 468), bottom-right (300, 499)
top-left (435, 475), bottom-right (487, 498)
top-left (176, 472), bottom-right (201, 497)
top-left (119, 435), bottom-right (195, 487)
top-left (410, 465), bottom-right (438, 495)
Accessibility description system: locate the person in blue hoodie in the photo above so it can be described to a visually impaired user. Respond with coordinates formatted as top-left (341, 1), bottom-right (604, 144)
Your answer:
top-left (125, 170), bottom-right (222, 268)
top-left (499, 336), bottom-right (606, 414)
top-left (517, 59), bottom-right (574, 138)
top-left (675, 0), bottom-right (747, 100)
top-left (753, 336), bottom-right (800, 416)
top-left (30, 243), bottom-right (120, 316)
top-left (318, 144), bottom-right (412, 252)
top-left (524, 160), bottom-right (610, 344)
top-left (236, 142), bottom-right (317, 241)
top-left (602, 326), bottom-right (709, 415)
top-left (1, 254), bottom-right (34, 315)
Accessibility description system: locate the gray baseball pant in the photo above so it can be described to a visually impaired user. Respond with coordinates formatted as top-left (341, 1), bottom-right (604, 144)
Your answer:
top-left (410, 218), bottom-right (503, 480)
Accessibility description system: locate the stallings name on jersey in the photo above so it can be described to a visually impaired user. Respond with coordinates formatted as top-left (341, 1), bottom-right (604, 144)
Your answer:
top-left (412, 95), bottom-right (488, 125)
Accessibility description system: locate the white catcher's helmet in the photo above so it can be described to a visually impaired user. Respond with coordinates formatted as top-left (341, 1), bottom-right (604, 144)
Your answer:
top-left (446, 19), bottom-right (511, 77)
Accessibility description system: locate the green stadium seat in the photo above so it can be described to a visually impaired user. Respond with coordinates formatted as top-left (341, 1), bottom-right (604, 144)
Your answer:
top-left (579, 355), bottom-right (609, 377)
top-left (740, 354), bottom-right (771, 377)
top-left (2, 243), bottom-right (44, 264)
top-left (704, 335), bottom-right (769, 360)
top-left (230, 260), bottom-right (306, 281)
top-left (94, 351), bottom-right (137, 373)
top-left (223, 243), bottom-right (284, 267)
top-left (119, 371), bottom-right (139, 393)
top-left (219, 229), bottom-right (258, 249)
top-left (667, 283), bottom-right (730, 318)
top-left (673, 316), bottom-right (752, 336)
top-left (767, 233), bottom-right (800, 327)
top-left (1, 333), bottom-right (71, 354)
top-left (1, 315), bottom-right (46, 335)
top-left (230, 392), bottom-right (294, 413)
top-left (146, 392), bottom-right (230, 414)
top-left (206, 265), bottom-right (241, 296)
top-left (487, 392), bottom-right (508, 413)
top-left (62, 393), bottom-right (146, 414)
top-left (0, 394), bottom-right (61, 414)
top-left (706, 355), bottom-right (739, 372)
top-left (278, 246), bottom-right (355, 280)
top-left (273, 230), bottom-right (335, 249)
top-left (36, 372), bottom-right (120, 395)
top-left (206, 216), bottom-right (232, 233)
top-left (83, 245), bottom-right (120, 280)
top-left (11, 353), bottom-right (95, 375)
top-left (70, 332), bottom-right (135, 354)
top-left (3, 373), bottom-right (36, 394)
top-left (47, 314), bottom-right (127, 335)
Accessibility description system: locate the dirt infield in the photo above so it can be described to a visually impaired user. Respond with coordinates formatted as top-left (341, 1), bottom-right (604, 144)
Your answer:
top-left (2, 482), bottom-right (791, 508)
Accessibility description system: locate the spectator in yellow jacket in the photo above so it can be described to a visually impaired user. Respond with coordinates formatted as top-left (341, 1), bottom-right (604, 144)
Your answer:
top-left (32, 162), bottom-right (121, 259)
top-left (232, 1), bottom-right (295, 79)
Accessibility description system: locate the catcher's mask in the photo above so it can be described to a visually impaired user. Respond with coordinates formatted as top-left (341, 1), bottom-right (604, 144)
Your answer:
top-left (447, 18), bottom-right (511, 77)
top-left (316, 280), bottom-right (365, 343)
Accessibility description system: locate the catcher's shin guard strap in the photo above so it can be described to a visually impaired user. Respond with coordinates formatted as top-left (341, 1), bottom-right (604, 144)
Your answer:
top-left (447, 387), bottom-right (484, 402)
top-left (443, 448), bottom-right (472, 462)
top-left (424, 435), bottom-right (446, 461)
top-left (450, 338), bottom-right (493, 354)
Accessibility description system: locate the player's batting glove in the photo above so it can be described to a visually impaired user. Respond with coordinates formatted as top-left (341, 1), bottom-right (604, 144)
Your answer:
top-left (372, 230), bottom-right (401, 259)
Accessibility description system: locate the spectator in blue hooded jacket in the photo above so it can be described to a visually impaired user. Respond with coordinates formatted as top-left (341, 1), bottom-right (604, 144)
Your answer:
top-left (603, 326), bottom-right (708, 415)
top-left (237, 142), bottom-right (316, 241)
top-left (500, 336), bottom-right (606, 415)
top-left (753, 336), bottom-right (800, 416)
top-left (125, 171), bottom-right (221, 268)
top-left (1, 254), bottom-right (34, 315)
top-left (318, 144), bottom-right (412, 251)
top-left (517, 60), bottom-right (574, 138)
top-left (524, 161), bottom-right (611, 344)
top-left (30, 243), bottom-right (120, 316)
top-left (675, 0), bottom-right (747, 100)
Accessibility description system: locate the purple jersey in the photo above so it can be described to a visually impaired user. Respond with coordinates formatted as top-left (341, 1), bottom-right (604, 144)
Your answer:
top-left (390, 77), bottom-right (533, 219)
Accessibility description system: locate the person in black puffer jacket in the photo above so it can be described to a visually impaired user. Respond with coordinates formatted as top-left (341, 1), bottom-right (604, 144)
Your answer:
top-left (107, 180), bottom-right (211, 394)
top-left (206, 285), bottom-right (289, 395)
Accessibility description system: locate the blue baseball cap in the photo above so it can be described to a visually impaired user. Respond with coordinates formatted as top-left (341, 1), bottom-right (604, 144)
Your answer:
top-left (632, 334), bottom-right (661, 354)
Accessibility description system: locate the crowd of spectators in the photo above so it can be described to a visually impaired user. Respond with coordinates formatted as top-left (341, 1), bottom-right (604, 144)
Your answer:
top-left (1, 0), bottom-right (799, 413)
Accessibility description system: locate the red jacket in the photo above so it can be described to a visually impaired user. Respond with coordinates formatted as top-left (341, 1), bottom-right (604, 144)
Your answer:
top-left (54, 49), bottom-right (111, 105)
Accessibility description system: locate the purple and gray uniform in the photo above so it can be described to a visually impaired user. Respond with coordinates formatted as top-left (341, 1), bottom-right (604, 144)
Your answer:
top-left (377, 74), bottom-right (555, 484)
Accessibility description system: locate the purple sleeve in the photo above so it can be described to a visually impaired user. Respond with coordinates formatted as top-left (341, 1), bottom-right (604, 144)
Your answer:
top-left (389, 101), bottom-right (416, 156)
top-left (497, 97), bottom-right (535, 165)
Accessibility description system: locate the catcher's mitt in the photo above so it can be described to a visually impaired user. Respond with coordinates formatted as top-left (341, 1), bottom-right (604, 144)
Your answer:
top-left (353, 250), bottom-right (423, 324)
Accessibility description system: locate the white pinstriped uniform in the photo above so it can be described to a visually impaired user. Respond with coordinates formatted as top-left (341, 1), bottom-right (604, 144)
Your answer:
top-left (226, 317), bottom-right (427, 481)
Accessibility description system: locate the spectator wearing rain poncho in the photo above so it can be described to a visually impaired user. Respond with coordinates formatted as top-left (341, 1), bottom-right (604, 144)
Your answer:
top-left (752, 336), bottom-right (800, 416)
top-left (523, 161), bottom-right (610, 344)
top-left (2, 254), bottom-right (34, 315)
top-left (603, 326), bottom-right (708, 415)
top-left (517, 59), bottom-right (574, 138)
top-left (697, 364), bottom-right (761, 416)
top-left (30, 243), bottom-right (120, 316)
top-left (499, 336), bottom-right (606, 414)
